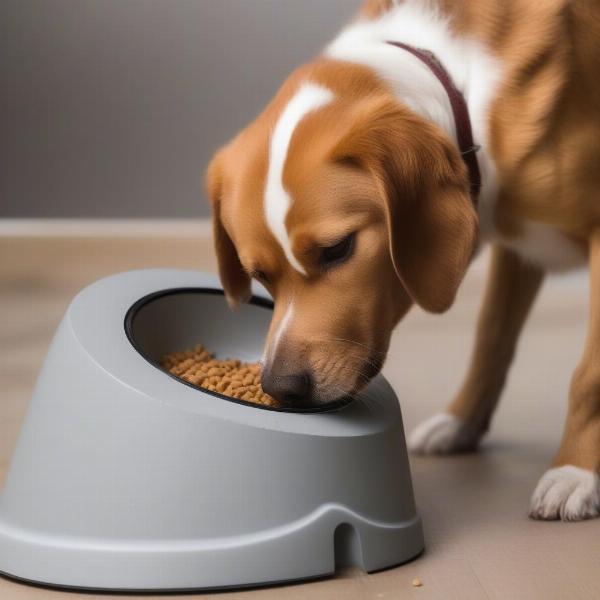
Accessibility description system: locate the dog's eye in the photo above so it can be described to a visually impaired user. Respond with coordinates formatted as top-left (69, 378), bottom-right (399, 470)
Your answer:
top-left (320, 233), bottom-right (355, 269)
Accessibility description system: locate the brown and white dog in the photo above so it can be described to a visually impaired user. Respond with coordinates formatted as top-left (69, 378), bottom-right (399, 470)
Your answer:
top-left (206, 0), bottom-right (600, 521)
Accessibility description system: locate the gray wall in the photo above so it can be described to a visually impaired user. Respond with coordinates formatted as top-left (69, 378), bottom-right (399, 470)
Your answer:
top-left (1, 0), bottom-right (360, 218)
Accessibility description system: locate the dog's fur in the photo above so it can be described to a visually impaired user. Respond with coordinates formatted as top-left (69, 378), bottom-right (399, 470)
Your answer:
top-left (207, 0), bottom-right (600, 520)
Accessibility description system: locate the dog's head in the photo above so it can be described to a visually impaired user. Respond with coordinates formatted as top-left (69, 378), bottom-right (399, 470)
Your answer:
top-left (207, 63), bottom-right (478, 408)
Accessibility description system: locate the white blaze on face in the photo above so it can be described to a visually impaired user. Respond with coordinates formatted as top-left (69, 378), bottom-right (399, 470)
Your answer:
top-left (272, 300), bottom-right (294, 356)
top-left (264, 82), bottom-right (334, 275)
top-left (261, 300), bottom-right (295, 367)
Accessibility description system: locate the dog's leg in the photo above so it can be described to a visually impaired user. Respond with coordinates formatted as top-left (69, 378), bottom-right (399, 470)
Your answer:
top-left (409, 245), bottom-right (544, 454)
top-left (530, 234), bottom-right (600, 521)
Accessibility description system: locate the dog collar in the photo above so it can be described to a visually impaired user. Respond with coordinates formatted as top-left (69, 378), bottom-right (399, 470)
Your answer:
top-left (387, 41), bottom-right (481, 203)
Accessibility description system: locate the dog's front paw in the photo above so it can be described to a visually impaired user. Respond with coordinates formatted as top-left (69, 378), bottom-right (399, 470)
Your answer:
top-left (529, 465), bottom-right (600, 521)
top-left (408, 412), bottom-right (482, 455)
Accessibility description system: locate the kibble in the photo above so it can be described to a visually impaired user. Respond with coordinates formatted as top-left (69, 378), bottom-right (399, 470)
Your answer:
top-left (411, 578), bottom-right (423, 588)
top-left (160, 344), bottom-right (279, 407)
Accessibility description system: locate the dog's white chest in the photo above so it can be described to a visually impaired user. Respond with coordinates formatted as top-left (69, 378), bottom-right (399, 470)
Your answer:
top-left (497, 221), bottom-right (586, 271)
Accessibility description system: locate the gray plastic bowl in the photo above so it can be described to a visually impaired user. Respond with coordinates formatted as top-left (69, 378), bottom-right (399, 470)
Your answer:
top-left (0, 269), bottom-right (423, 591)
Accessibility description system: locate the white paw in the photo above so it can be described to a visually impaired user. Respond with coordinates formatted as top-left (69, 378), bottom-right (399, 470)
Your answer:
top-left (408, 412), bottom-right (481, 455)
top-left (529, 465), bottom-right (600, 521)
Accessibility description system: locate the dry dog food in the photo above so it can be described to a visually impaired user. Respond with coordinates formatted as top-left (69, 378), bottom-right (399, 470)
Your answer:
top-left (160, 344), bottom-right (279, 408)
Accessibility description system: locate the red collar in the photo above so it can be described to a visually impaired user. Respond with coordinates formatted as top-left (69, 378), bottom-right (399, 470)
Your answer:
top-left (387, 41), bottom-right (481, 203)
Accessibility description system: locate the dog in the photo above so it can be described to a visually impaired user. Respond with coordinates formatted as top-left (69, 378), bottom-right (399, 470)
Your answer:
top-left (206, 0), bottom-right (600, 521)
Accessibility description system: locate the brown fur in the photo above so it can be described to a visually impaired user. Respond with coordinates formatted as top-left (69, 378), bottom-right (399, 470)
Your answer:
top-left (208, 0), bottom-right (600, 498)
top-left (207, 59), bottom-right (477, 403)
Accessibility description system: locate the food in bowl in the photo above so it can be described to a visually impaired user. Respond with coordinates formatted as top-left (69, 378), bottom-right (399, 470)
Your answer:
top-left (161, 344), bottom-right (278, 407)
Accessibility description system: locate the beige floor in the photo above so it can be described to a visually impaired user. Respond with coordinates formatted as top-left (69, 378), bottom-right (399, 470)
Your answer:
top-left (1, 235), bottom-right (599, 600)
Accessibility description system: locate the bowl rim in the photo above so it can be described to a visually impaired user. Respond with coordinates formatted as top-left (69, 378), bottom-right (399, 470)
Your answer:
top-left (124, 287), bottom-right (352, 414)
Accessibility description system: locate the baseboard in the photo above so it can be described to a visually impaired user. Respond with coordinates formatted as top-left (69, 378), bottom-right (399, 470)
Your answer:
top-left (0, 218), bottom-right (212, 238)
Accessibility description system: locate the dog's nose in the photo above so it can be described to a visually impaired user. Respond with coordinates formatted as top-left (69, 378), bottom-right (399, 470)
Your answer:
top-left (261, 369), bottom-right (313, 407)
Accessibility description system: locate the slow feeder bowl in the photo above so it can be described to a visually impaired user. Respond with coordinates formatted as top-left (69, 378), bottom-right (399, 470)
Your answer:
top-left (0, 269), bottom-right (424, 591)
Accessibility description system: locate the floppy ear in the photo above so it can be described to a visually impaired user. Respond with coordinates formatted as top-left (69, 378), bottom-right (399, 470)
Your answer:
top-left (332, 97), bottom-right (478, 313)
top-left (206, 151), bottom-right (251, 309)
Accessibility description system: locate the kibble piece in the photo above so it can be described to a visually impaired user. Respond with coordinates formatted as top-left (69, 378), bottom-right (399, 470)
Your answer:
top-left (411, 578), bottom-right (423, 587)
top-left (160, 344), bottom-right (279, 408)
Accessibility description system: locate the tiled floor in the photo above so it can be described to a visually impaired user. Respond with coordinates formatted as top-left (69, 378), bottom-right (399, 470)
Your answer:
top-left (1, 234), bottom-right (598, 599)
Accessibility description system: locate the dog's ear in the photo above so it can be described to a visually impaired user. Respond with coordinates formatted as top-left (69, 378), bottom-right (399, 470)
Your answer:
top-left (332, 97), bottom-right (478, 313)
top-left (206, 150), bottom-right (251, 309)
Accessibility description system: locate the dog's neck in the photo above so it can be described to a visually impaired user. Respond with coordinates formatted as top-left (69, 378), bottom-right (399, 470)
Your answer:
top-left (325, 0), bottom-right (502, 233)
top-left (386, 40), bottom-right (482, 202)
